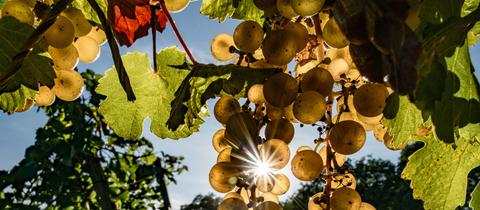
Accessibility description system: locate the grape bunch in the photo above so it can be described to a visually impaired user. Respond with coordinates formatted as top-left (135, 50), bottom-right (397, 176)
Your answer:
top-left (1, 0), bottom-right (107, 112)
top-left (206, 0), bottom-right (420, 209)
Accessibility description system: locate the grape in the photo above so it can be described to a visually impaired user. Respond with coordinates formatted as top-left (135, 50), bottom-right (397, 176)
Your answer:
top-left (332, 112), bottom-right (357, 123)
top-left (73, 36), bottom-right (100, 63)
top-left (331, 173), bottom-right (356, 190)
top-left (209, 162), bottom-right (240, 193)
top-left (234, 21), bottom-right (264, 53)
top-left (219, 198), bottom-right (248, 210)
top-left (291, 150), bottom-right (323, 181)
top-left (271, 173), bottom-right (290, 195)
top-left (353, 83), bottom-right (389, 117)
top-left (296, 145), bottom-right (312, 153)
top-left (44, 16), bottom-right (75, 49)
top-left (214, 95), bottom-right (241, 124)
top-left (325, 46), bottom-right (354, 66)
top-left (254, 201), bottom-right (282, 210)
top-left (87, 26), bottom-right (107, 46)
top-left (276, 0), bottom-right (297, 19)
top-left (300, 68), bottom-right (334, 97)
top-left (263, 73), bottom-right (298, 108)
top-left (248, 84), bottom-right (265, 105)
top-left (290, 0), bottom-right (324, 17)
top-left (265, 119), bottom-right (294, 144)
top-left (356, 112), bottom-right (382, 125)
top-left (217, 147), bottom-right (232, 163)
top-left (15, 99), bottom-right (34, 112)
top-left (258, 192), bottom-right (280, 204)
top-left (224, 191), bottom-right (245, 201)
top-left (1, 0), bottom-right (34, 25)
top-left (62, 7), bottom-right (92, 37)
top-left (48, 44), bottom-right (79, 70)
top-left (360, 202), bottom-right (376, 210)
top-left (284, 22), bottom-right (309, 52)
top-left (333, 0), bottom-right (368, 45)
top-left (293, 91), bottom-right (326, 124)
top-left (266, 103), bottom-right (284, 120)
top-left (348, 43), bottom-right (388, 83)
top-left (225, 112), bottom-right (260, 150)
top-left (319, 146), bottom-right (346, 168)
top-left (212, 129), bottom-right (230, 152)
top-left (256, 174), bottom-right (275, 193)
top-left (254, 0), bottom-right (277, 16)
top-left (53, 70), bottom-right (84, 102)
top-left (34, 86), bottom-right (55, 106)
top-left (308, 192), bottom-right (327, 210)
top-left (164, 0), bottom-right (190, 13)
top-left (330, 187), bottom-right (362, 210)
top-left (259, 139), bottom-right (290, 169)
top-left (322, 18), bottom-right (349, 48)
top-left (262, 30), bottom-right (297, 66)
top-left (283, 102), bottom-right (298, 123)
top-left (330, 120), bottom-right (366, 155)
top-left (327, 58), bottom-right (350, 81)
top-left (211, 33), bottom-right (236, 62)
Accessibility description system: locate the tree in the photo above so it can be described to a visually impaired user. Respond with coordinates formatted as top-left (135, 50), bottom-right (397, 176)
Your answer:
top-left (180, 193), bottom-right (221, 210)
top-left (0, 70), bottom-right (187, 209)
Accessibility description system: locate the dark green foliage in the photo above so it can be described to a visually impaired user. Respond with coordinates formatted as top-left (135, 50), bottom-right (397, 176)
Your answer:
top-left (180, 193), bottom-right (222, 210)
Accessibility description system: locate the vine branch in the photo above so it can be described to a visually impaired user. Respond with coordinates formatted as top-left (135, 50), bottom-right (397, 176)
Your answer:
top-left (0, 0), bottom-right (73, 92)
top-left (87, 0), bottom-right (136, 101)
top-left (86, 156), bottom-right (116, 210)
top-left (159, 0), bottom-right (197, 65)
top-left (151, 5), bottom-right (159, 73)
top-left (155, 161), bottom-right (172, 210)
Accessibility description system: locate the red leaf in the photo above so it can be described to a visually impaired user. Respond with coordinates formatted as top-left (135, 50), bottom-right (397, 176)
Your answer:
top-left (108, 0), bottom-right (168, 47)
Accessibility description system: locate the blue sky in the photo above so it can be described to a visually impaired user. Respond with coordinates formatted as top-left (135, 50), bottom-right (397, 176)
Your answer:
top-left (1, 2), bottom-right (480, 209)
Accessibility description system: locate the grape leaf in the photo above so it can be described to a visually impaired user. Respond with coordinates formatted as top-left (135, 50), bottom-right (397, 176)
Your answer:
top-left (97, 47), bottom-right (204, 140)
top-left (71, 0), bottom-right (108, 25)
top-left (402, 135), bottom-right (480, 210)
top-left (471, 183), bottom-right (480, 209)
top-left (0, 17), bottom-right (55, 93)
top-left (463, 0), bottom-right (480, 44)
top-left (0, 85), bottom-right (36, 113)
top-left (166, 64), bottom-right (281, 131)
top-left (200, 0), bottom-right (264, 24)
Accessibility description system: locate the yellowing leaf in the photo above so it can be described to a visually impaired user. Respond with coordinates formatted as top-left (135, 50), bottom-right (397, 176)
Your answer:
top-left (0, 85), bottom-right (36, 113)
top-left (71, 0), bottom-right (108, 25)
top-left (200, 0), bottom-right (264, 24)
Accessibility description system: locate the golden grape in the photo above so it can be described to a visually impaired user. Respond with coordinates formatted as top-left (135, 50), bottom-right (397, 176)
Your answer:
top-left (291, 150), bottom-right (323, 181)
top-left (219, 198), bottom-right (248, 210)
top-left (293, 91), bottom-right (326, 124)
top-left (322, 18), bottom-right (349, 48)
top-left (265, 119), bottom-right (295, 144)
top-left (330, 120), bottom-right (366, 155)
top-left (263, 73), bottom-right (298, 108)
top-left (234, 20), bottom-right (264, 53)
top-left (1, 0), bottom-right (34, 25)
top-left (34, 86), bottom-right (55, 106)
top-left (271, 173), bottom-right (290, 195)
top-left (214, 95), bottom-right (241, 124)
top-left (52, 70), bottom-right (84, 102)
top-left (209, 162), bottom-right (240, 193)
top-left (262, 30), bottom-right (297, 65)
top-left (44, 16), bottom-right (75, 49)
top-left (353, 83), bottom-right (389, 117)
top-left (73, 36), bottom-right (100, 63)
top-left (300, 68), bottom-right (334, 97)
top-left (290, 0), bottom-right (324, 17)
top-left (330, 187), bottom-right (362, 210)
top-left (211, 33), bottom-right (236, 61)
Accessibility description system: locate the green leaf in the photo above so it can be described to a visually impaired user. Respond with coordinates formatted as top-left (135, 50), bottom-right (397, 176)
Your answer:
top-left (401, 135), bottom-right (480, 210)
top-left (0, 85), bottom-right (36, 113)
top-left (463, 0), bottom-right (480, 44)
top-left (97, 47), bottom-right (201, 140)
top-left (471, 183), bottom-right (480, 209)
top-left (166, 64), bottom-right (281, 131)
top-left (0, 17), bottom-right (56, 93)
top-left (200, 0), bottom-right (264, 24)
top-left (71, 0), bottom-right (108, 25)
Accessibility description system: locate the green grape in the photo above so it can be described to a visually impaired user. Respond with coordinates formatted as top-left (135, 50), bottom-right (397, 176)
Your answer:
top-left (214, 95), bottom-right (241, 124)
top-left (219, 198), bottom-right (248, 210)
top-left (165, 0), bottom-right (190, 13)
top-left (262, 30), bottom-right (297, 65)
top-left (48, 44), bottom-right (79, 70)
top-left (15, 99), bottom-right (34, 112)
top-left (293, 91), bottom-right (326, 124)
top-left (265, 119), bottom-right (294, 144)
top-left (319, 146), bottom-right (346, 168)
top-left (284, 22), bottom-right (309, 52)
top-left (331, 173), bottom-right (356, 190)
top-left (256, 174), bottom-right (275, 193)
top-left (73, 36), bottom-right (100, 63)
top-left (283, 102), bottom-right (298, 123)
top-left (259, 139), bottom-right (290, 169)
top-left (291, 150), bottom-right (323, 181)
top-left (330, 120), bottom-right (366, 155)
top-left (211, 33), bottom-right (236, 61)
top-left (34, 86), bottom-right (55, 107)
top-left (360, 202), bottom-right (376, 210)
top-left (254, 201), bottom-right (282, 210)
top-left (356, 112), bottom-right (382, 126)
top-left (308, 192), bottom-right (326, 210)
top-left (327, 58), bottom-right (350, 81)
top-left (271, 173), bottom-right (290, 195)
top-left (212, 129), bottom-right (230, 153)
top-left (224, 112), bottom-right (260, 150)
top-left (325, 46), bottom-right (353, 66)
top-left (263, 73), bottom-right (298, 108)
top-left (276, 0), bottom-right (297, 19)
top-left (322, 18), bottom-right (349, 48)
top-left (300, 68), bottom-right (334, 97)
top-left (290, 0), bottom-right (324, 17)
top-left (1, 0), bottom-right (34, 25)
top-left (258, 192), bottom-right (280, 204)
top-left (61, 7), bottom-right (92, 37)
top-left (353, 83), bottom-right (389, 117)
top-left (224, 192), bottom-right (244, 201)
top-left (266, 103), bottom-right (284, 120)
top-left (330, 187), bottom-right (362, 210)
top-left (44, 16), bottom-right (75, 48)
top-left (209, 162), bottom-right (240, 193)
top-left (248, 84), bottom-right (265, 105)
top-left (217, 147), bottom-right (232, 163)
top-left (234, 20), bottom-right (264, 53)
top-left (53, 70), bottom-right (84, 102)
top-left (332, 112), bottom-right (357, 123)
top-left (87, 26), bottom-right (107, 45)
